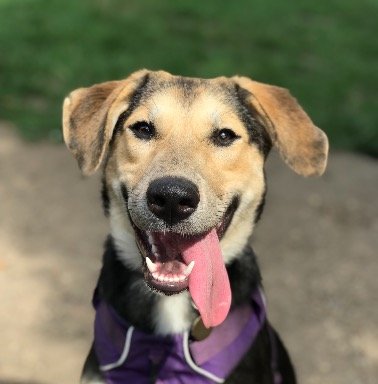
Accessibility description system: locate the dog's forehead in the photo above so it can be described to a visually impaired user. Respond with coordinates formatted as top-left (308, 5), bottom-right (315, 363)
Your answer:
top-left (138, 73), bottom-right (237, 116)
top-left (146, 72), bottom-right (232, 93)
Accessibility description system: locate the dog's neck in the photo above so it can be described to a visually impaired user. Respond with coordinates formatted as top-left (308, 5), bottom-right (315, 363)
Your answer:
top-left (97, 236), bottom-right (261, 335)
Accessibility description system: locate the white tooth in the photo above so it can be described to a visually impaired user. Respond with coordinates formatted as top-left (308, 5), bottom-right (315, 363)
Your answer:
top-left (163, 276), bottom-right (169, 282)
top-left (184, 261), bottom-right (195, 276)
top-left (146, 257), bottom-right (157, 273)
top-left (173, 276), bottom-right (179, 282)
top-left (152, 272), bottom-right (159, 279)
top-left (151, 243), bottom-right (158, 254)
top-left (158, 275), bottom-right (165, 282)
top-left (147, 232), bottom-right (154, 245)
top-left (178, 274), bottom-right (186, 282)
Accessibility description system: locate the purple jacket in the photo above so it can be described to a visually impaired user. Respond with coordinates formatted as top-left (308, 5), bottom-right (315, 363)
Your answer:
top-left (93, 289), bottom-right (278, 383)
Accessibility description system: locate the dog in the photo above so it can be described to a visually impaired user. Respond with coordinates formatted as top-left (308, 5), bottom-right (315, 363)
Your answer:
top-left (62, 69), bottom-right (328, 383)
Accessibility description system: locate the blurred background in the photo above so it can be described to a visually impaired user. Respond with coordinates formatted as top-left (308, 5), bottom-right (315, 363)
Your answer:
top-left (0, 0), bottom-right (377, 383)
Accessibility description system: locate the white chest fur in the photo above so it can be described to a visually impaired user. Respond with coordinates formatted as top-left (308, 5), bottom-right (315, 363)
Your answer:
top-left (152, 292), bottom-right (194, 335)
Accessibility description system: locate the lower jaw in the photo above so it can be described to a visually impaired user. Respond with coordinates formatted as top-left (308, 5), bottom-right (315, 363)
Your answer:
top-left (144, 270), bottom-right (189, 295)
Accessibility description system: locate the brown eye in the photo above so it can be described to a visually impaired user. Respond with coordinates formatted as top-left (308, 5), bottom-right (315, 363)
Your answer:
top-left (129, 121), bottom-right (155, 140)
top-left (211, 128), bottom-right (240, 147)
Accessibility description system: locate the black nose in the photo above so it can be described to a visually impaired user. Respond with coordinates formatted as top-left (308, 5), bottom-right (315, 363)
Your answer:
top-left (147, 177), bottom-right (200, 225)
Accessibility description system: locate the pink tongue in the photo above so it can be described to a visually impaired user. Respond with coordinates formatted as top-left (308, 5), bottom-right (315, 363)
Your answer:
top-left (181, 229), bottom-right (231, 328)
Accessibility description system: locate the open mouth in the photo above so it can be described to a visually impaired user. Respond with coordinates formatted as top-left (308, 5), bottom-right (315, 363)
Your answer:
top-left (130, 197), bottom-right (238, 328)
top-left (131, 197), bottom-right (239, 296)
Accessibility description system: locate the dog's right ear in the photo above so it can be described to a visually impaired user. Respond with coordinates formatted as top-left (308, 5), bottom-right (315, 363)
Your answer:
top-left (62, 69), bottom-right (149, 175)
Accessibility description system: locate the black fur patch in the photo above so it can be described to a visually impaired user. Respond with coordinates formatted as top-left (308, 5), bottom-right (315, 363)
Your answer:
top-left (98, 237), bottom-right (158, 332)
top-left (254, 191), bottom-right (266, 224)
top-left (120, 182), bottom-right (129, 204)
top-left (254, 171), bottom-right (268, 224)
top-left (101, 180), bottom-right (128, 217)
top-left (111, 73), bottom-right (151, 142)
top-left (101, 177), bottom-right (110, 217)
top-left (233, 84), bottom-right (272, 158)
top-left (228, 245), bottom-right (262, 307)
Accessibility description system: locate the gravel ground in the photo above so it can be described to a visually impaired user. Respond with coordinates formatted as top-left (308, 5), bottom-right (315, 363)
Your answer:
top-left (0, 124), bottom-right (377, 384)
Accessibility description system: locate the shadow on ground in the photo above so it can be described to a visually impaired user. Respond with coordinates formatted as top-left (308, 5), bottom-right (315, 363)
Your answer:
top-left (0, 381), bottom-right (45, 384)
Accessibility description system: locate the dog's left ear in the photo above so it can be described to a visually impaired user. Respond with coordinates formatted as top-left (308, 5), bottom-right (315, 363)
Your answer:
top-left (233, 76), bottom-right (328, 176)
top-left (62, 69), bottom-right (149, 175)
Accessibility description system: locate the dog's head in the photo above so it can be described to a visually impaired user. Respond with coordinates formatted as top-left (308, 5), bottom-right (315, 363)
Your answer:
top-left (63, 70), bottom-right (328, 327)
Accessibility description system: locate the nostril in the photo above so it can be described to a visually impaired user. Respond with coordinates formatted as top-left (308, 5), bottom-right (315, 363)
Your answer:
top-left (150, 194), bottom-right (166, 208)
top-left (179, 197), bottom-right (197, 210)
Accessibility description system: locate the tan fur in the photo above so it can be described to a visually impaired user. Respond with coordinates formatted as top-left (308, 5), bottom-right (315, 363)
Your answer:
top-left (233, 76), bottom-right (329, 176)
top-left (63, 70), bottom-right (149, 175)
top-left (62, 70), bottom-right (328, 269)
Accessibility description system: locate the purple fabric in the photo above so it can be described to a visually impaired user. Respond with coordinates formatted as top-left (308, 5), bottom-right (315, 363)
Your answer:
top-left (93, 289), bottom-right (272, 383)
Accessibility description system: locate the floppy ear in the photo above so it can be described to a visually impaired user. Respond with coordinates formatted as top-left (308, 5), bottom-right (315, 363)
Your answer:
top-left (62, 69), bottom-right (149, 175)
top-left (233, 76), bottom-right (328, 176)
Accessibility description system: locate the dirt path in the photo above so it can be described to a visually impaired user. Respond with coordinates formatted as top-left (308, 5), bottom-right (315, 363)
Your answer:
top-left (1, 124), bottom-right (377, 384)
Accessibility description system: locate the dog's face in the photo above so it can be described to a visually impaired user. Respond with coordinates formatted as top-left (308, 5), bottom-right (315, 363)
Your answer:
top-left (63, 70), bottom-right (328, 327)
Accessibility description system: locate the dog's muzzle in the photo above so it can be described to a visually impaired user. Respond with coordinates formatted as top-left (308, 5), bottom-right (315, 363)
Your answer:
top-left (126, 176), bottom-right (240, 327)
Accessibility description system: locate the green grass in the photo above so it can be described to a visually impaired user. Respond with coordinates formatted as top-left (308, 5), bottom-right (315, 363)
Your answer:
top-left (0, 0), bottom-right (377, 155)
